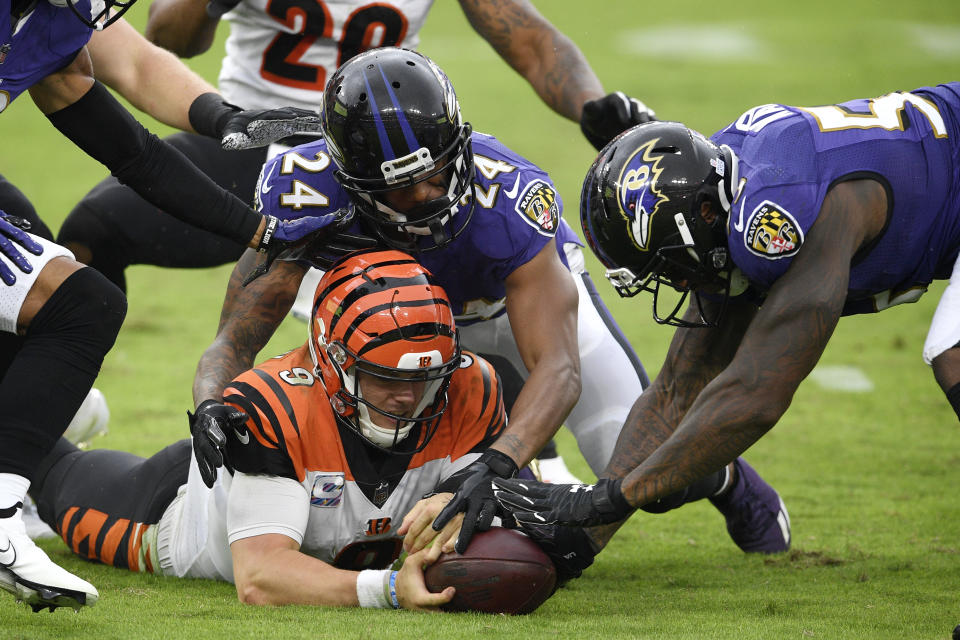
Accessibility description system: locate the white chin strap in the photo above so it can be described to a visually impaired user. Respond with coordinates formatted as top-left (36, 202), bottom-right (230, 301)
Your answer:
top-left (347, 359), bottom-right (445, 448)
top-left (357, 403), bottom-right (415, 448)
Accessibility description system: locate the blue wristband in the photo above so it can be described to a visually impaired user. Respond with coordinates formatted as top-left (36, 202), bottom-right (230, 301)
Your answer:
top-left (388, 570), bottom-right (400, 609)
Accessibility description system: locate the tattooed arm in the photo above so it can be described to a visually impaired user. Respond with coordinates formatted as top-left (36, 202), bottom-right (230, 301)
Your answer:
top-left (614, 179), bottom-right (889, 510)
top-left (580, 295), bottom-right (755, 548)
top-left (457, 0), bottom-right (604, 121)
top-left (193, 250), bottom-right (307, 406)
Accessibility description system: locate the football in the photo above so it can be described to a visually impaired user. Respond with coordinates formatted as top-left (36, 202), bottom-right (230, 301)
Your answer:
top-left (424, 527), bottom-right (556, 614)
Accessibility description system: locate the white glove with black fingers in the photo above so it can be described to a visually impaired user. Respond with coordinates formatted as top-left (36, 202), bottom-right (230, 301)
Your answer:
top-left (580, 91), bottom-right (657, 151)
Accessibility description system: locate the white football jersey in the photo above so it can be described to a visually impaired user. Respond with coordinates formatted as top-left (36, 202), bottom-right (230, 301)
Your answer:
top-left (218, 0), bottom-right (436, 110)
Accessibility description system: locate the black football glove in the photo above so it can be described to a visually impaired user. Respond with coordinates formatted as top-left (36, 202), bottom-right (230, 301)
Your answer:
top-left (580, 91), bottom-right (656, 151)
top-left (220, 106), bottom-right (323, 151)
top-left (0, 211), bottom-right (42, 286)
top-left (243, 205), bottom-right (356, 286)
top-left (516, 521), bottom-right (598, 587)
top-left (432, 449), bottom-right (518, 554)
top-left (187, 400), bottom-right (247, 488)
top-left (493, 477), bottom-right (634, 527)
top-left (279, 223), bottom-right (381, 271)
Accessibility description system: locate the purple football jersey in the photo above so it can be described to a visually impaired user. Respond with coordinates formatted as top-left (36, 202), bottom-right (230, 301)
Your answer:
top-left (255, 131), bottom-right (581, 323)
top-left (712, 82), bottom-right (960, 315)
top-left (0, 0), bottom-right (95, 113)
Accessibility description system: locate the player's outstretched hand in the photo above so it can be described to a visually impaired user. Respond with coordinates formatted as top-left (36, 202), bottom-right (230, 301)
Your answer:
top-left (493, 477), bottom-right (634, 527)
top-left (187, 400), bottom-right (247, 488)
top-left (432, 450), bottom-right (518, 554)
top-left (580, 91), bottom-right (656, 151)
top-left (0, 211), bottom-right (43, 286)
top-left (244, 205), bottom-right (355, 286)
top-left (396, 543), bottom-right (455, 611)
top-left (221, 107), bottom-right (322, 151)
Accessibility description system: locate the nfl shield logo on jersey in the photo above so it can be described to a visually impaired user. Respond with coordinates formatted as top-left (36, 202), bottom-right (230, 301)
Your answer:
top-left (311, 473), bottom-right (345, 507)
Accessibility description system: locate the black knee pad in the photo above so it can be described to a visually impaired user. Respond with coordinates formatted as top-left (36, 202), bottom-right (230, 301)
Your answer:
top-left (30, 266), bottom-right (127, 354)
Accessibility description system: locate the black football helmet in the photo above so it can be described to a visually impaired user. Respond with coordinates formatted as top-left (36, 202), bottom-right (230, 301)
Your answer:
top-left (319, 47), bottom-right (475, 252)
top-left (580, 121), bottom-right (743, 327)
top-left (58, 0), bottom-right (138, 29)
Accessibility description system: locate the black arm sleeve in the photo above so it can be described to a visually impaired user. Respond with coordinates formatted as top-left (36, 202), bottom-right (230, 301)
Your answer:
top-left (188, 92), bottom-right (241, 139)
top-left (46, 81), bottom-right (261, 246)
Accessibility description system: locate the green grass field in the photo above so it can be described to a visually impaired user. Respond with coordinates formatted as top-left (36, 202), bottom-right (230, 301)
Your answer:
top-left (1, 1), bottom-right (959, 638)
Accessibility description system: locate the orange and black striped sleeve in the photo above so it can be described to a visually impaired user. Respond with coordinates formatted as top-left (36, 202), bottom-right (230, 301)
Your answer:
top-left (223, 367), bottom-right (307, 482)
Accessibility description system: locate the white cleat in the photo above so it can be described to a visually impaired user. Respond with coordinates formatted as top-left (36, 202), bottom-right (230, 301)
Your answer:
top-left (63, 388), bottom-right (109, 449)
top-left (536, 455), bottom-right (583, 484)
top-left (0, 514), bottom-right (98, 612)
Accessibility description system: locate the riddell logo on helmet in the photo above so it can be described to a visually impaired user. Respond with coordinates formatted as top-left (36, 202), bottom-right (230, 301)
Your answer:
top-left (418, 356), bottom-right (433, 367)
top-left (617, 139), bottom-right (669, 251)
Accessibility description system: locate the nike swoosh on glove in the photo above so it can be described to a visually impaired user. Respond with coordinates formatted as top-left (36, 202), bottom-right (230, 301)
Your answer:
top-left (187, 400), bottom-right (248, 488)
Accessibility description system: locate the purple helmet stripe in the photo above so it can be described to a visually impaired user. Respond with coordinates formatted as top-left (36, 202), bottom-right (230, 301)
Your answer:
top-left (377, 65), bottom-right (421, 153)
top-left (362, 71), bottom-right (396, 161)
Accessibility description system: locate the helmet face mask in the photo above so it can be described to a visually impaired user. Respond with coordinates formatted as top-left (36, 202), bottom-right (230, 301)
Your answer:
top-left (321, 48), bottom-right (476, 253)
top-left (63, 0), bottom-right (137, 29)
top-left (310, 249), bottom-right (461, 454)
top-left (580, 121), bottom-right (740, 328)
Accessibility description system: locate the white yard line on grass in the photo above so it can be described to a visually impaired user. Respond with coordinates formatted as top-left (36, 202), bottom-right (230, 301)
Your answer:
top-left (809, 365), bottom-right (875, 393)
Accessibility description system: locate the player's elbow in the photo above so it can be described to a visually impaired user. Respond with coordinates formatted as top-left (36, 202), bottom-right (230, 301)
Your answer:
top-left (145, 7), bottom-right (209, 58)
top-left (234, 575), bottom-right (276, 606)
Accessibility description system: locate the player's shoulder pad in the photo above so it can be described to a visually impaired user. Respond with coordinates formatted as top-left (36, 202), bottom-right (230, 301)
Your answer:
top-left (221, 355), bottom-right (314, 480)
top-left (446, 351), bottom-right (506, 432)
top-left (471, 133), bottom-right (562, 238)
top-left (253, 138), bottom-right (351, 220)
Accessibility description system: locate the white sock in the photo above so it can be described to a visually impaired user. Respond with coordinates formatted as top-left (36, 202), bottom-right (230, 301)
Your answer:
top-left (0, 473), bottom-right (30, 512)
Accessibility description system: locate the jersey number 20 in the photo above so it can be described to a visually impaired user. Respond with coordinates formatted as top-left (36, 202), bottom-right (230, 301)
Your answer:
top-left (262, 1), bottom-right (408, 90)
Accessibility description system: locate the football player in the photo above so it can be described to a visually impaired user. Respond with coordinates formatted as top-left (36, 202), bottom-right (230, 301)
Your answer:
top-left (493, 84), bottom-right (960, 548)
top-left (31, 250), bottom-right (551, 609)
top-left (189, 48), bottom-right (788, 564)
top-left (0, 0), bottom-right (335, 614)
top-left (59, 0), bottom-right (655, 482)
